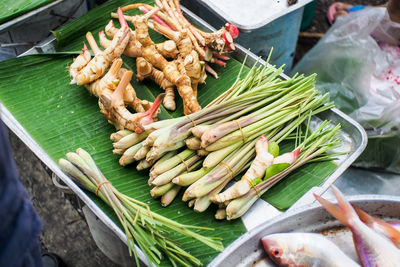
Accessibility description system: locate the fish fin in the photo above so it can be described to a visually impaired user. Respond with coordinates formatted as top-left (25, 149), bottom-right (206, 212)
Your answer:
top-left (352, 203), bottom-right (400, 247)
top-left (330, 185), bottom-right (360, 226)
top-left (313, 193), bottom-right (349, 226)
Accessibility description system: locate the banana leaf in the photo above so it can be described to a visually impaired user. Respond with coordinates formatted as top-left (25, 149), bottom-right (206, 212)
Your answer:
top-left (0, 0), bottom-right (338, 265)
top-left (0, 0), bottom-right (55, 24)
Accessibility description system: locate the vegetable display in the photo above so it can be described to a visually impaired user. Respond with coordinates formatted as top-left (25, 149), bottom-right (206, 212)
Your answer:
top-left (111, 57), bottom-right (343, 219)
top-left (68, 0), bottom-right (239, 134)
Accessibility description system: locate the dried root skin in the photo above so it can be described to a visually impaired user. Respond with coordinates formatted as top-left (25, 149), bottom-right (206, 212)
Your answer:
top-left (164, 87), bottom-right (176, 111)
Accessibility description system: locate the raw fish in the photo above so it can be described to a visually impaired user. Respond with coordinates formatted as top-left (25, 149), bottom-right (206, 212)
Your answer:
top-left (261, 232), bottom-right (360, 267)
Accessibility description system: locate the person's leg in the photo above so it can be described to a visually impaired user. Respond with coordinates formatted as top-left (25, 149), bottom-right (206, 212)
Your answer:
top-left (0, 120), bottom-right (43, 267)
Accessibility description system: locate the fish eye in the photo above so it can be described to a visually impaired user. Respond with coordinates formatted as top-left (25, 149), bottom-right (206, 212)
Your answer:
top-left (271, 248), bottom-right (282, 257)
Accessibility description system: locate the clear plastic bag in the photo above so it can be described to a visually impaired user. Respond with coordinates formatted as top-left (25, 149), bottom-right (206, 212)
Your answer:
top-left (292, 7), bottom-right (400, 173)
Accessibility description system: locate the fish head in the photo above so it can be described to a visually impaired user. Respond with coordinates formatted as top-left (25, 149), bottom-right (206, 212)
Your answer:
top-left (262, 234), bottom-right (298, 266)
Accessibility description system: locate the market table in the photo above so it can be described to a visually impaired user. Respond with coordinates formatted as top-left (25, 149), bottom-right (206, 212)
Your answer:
top-left (4, 1), bottom-right (396, 266)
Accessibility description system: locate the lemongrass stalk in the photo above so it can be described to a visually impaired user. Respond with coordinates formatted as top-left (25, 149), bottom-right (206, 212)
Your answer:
top-left (134, 145), bottom-right (150, 161)
top-left (188, 199), bottom-right (195, 208)
top-left (113, 148), bottom-right (125, 155)
top-left (172, 93), bottom-right (275, 135)
top-left (197, 149), bottom-right (209, 156)
top-left (119, 142), bottom-right (143, 166)
top-left (215, 209), bottom-right (226, 220)
top-left (193, 161), bottom-right (251, 212)
top-left (205, 94), bottom-right (330, 151)
top-left (58, 159), bottom-right (101, 195)
top-left (152, 149), bottom-right (194, 175)
top-left (68, 151), bottom-right (137, 255)
top-left (113, 131), bottom-right (148, 149)
top-left (137, 159), bottom-right (152, 170)
top-left (173, 101), bottom-right (255, 138)
top-left (142, 117), bottom-right (183, 132)
top-left (192, 125), bottom-right (212, 138)
top-left (194, 177), bottom-right (230, 213)
top-left (161, 185), bottom-right (181, 207)
top-left (185, 136), bottom-right (201, 150)
top-left (152, 155), bottom-right (201, 186)
top-left (205, 108), bottom-right (295, 151)
top-left (203, 142), bottom-right (242, 169)
top-left (172, 167), bottom-right (211, 186)
top-left (206, 53), bottom-right (249, 107)
top-left (61, 149), bottom-right (224, 265)
top-left (186, 140), bottom-right (256, 199)
top-left (151, 150), bottom-right (177, 172)
top-left (203, 126), bottom-right (281, 170)
top-left (215, 76), bottom-right (315, 126)
top-left (110, 129), bottom-right (133, 142)
top-left (151, 182), bottom-right (175, 198)
top-left (114, 191), bottom-right (224, 251)
top-left (146, 140), bottom-right (186, 162)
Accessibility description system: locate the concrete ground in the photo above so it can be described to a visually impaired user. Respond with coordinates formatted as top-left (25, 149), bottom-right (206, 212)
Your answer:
top-left (5, 0), bottom-right (388, 266)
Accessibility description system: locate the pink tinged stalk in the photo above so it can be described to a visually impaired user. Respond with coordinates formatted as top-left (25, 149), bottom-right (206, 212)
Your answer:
top-left (139, 6), bottom-right (173, 30)
top-left (86, 32), bottom-right (102, 55)
top-left (117, 7), bottom-right (128, 27)
top-left (205, 63), bottom-right (218, 79)
top-left (138, 94), bottom-right (164, 127)
top-left (212, 52), bottom-right (230, 61)
top-left (273, 148), bottom-right (300, 165)
top-left (213, 58), bottom-right (226, 67)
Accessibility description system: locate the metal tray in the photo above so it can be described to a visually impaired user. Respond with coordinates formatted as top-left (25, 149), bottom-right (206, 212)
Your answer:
top-left (189, 0), bottom-right (313, 31)
top-left (0, 0), bottom-right (66, 33)
top-left (0, 6), bottom-right (367, 266)
top-left (209, 195), bottom-right (400, 266)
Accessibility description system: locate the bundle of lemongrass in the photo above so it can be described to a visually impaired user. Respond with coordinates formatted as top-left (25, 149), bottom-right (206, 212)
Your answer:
top-left (59, 148), bottom-right (223, 266)
top-left (110, 58), bottom-right (343, 218)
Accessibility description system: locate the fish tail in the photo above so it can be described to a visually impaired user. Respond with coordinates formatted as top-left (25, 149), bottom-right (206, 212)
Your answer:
top-left (352, 203), bottom-right (400, 247)
top-left (313, 185), bottom-right (357, 227)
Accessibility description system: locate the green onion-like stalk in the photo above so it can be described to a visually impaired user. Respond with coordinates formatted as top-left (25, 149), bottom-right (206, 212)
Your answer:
top-left (59, 149), bottom-right (224, 266)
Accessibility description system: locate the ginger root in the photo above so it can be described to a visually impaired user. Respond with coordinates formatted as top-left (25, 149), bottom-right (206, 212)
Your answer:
top-left (136, 57), bottom-right (176, 111)
top-left (99, 70), bottom-right (163, 132)
top-left (134, 15), bottom-right (200, 114)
